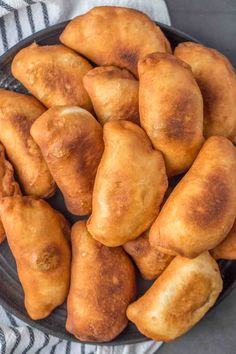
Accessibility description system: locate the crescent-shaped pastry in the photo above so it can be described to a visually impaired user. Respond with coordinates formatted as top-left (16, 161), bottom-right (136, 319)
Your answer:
top-left (87, 120), bottom-right (168, 246)
top-left (149, 136), bottom-right (236, 258)
top-left (127, 252), bottom-right (222, 341)
top-left (60, 6), bottom-right (171, 77)
top-left (0, 89), bottom-right (55, 197)
top-left (31, 106), bottom-right (104, 215)
top-left (11, 43), bottom-right (93, 112)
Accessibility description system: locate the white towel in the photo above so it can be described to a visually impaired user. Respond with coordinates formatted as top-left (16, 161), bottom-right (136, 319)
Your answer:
top-left (0, 0), bottom-right (171, 353)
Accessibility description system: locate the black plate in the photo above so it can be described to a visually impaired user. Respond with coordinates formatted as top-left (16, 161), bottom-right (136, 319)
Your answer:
top-left (0, 21), bottom-right (235, 345)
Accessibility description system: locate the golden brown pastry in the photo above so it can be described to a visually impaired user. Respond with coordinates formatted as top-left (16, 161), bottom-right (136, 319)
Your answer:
top-left (11, 43), bottom-right (93, 112)
top-left (123, 230), bottom-right (173, 280)
top-left (127, 252), bottom-right (222, 342)
top-left (149, 136), bottom-right (236, 259)
top-left (66, 221), bottom-right (136, 342)
top-left (60, 6), bottom-right (171, 77)
top-left (0, 144), bottom-right (21, 244)
top-left (0, 196), bottom-right (71, 320)
top-left (211, 219), bottom-right (236, 260)
top-left (138, 52), bottom-right (204, 176)
top-left (0, 89), bottom-right (55, 197)
top-left (83, 66), bottom-right (139, 125)
top-left (31, 106), bottom-right (104, 215)
top-left (87, 120), bottom-right (168, 246)
top-left (174, 42), bottom-right (236, 142)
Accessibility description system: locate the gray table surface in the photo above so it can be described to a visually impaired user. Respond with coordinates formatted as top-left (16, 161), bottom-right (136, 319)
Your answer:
top-left (158, 1), bottom-right (236, 353)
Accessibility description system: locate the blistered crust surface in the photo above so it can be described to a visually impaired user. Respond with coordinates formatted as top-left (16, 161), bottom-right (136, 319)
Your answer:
top-left (174, 42), bottom-right (236, 142)
top-left (127, 252), bottom-right (223, 341)
top-left (66, 221), bottom-right (136, 342)
top-left (138, 52), bottom-right (204, 176)
top-left (87, 120), bottom-right (168, 246)
top-left (150, 136), bottom-right (236, 258)
top-left (0, 89), bottom-right (55, 197)
top-left (123, 230), bottom-right (173, 280)
top-left (0, 196), bottom-right (71, 320)
top-left (83, 66), bottom-right (139, 125)
top-left (60, 6), bottom-right (171, 77)
top-left (31, 105), bottom-right (104, 215)
top-left (12, 44), bottom-right (93, 112)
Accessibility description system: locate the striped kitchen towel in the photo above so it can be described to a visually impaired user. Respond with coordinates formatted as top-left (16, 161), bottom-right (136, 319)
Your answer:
top-left (0, 0), bottom-right (170, 353)
top-left (0, 0), bottom-right (171, 54)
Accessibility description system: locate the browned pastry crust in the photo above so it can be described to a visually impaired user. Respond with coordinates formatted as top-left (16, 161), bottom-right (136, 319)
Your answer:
top-left (11, 43), bottom-right (93, 112)
top-left (123, 230), bottom-right (173, 280)
top-left (60, 6), bottom-right (171, 77)
top-left (66, 221), bottom-right (136, 342)
top-left (175, 42), bottom-right (236, 142)
top-left (87, 120), bottom-right (168, 246)
top-left (211, 219), bottom-right (236, 260)
top-left (31, 106), bottom-right (104, 215)
top-left (0, 196), bottom-right (71, 320)
top-left (127, 252), bottom-right (222, 341)
top-left (0, 144), bottom-right (21, 244)
top-left (138, 52), bottom-right (204, 176)
top-left (0, 89), bottom-right (55, 197)
top-left (149, 136), bottom-right (236, 258)
top-left (83, 66), bottom-right (139, 125)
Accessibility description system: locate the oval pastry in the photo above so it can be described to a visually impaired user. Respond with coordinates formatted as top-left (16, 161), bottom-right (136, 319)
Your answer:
top-left (0, 196), bottom-right (71, 320)
top-left (11, 43), bottom-right (93, 112)
top-left (174, 42), bottom-right (236, 142)
top-left (127, 252), bottom-right (222, 342)
top-left (83, 66), bottom-right (139, 125)
top-left (138, 52), bottom-right (204, 176)
top-left (66, 221), bottom-right (136, 342)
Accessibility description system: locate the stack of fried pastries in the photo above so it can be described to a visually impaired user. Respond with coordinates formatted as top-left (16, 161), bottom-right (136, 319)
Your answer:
top-left (0, 5), bottom-right (235, 344)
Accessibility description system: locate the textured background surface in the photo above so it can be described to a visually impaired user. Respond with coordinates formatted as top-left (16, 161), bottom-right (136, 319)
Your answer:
top-left (160, 1), bottom-right (236, 353)
top-left (166, 0), bottom-right (236, 65)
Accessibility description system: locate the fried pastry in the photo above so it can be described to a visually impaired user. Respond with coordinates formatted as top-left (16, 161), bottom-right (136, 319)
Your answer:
top-left (87, 120), bottom-right (168, 246)
top-left (0, 196), bottom-right (71, 320)
top-left (127, 252), bottom-right (222, 341)
top-left (123, 230), bottom-right (173, 280)
top-left (174, 42), bottom-right (236, 142)
top-left (60, 6), bottom-right (171, 77)
top-left (149, 136), bottom-right (236, 258)
top-left (211, 219), bottom-right (236, 260)
top-left (31, 106), bottom-right (104, 215)
top-left (11, 43), bottom-right (93, 112)
top-left (0, 89), bottom-right (55, 197)
top-left (0, 144), bottom-right (21, 244)
top-left (138, 52), bottom-right (204, 176)
top-left (66, 221), bottom-right (136, 342)
top-left (83, 66), bottom-right (139, 125)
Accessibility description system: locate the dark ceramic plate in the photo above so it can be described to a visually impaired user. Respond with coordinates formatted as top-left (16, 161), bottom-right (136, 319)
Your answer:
top-left (0, 21), bottom-right (235, 345)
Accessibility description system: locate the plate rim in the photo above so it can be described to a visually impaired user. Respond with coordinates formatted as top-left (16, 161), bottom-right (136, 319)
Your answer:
top-left (0, 20), bottom-right (200, 64)
top-left (0, 19), bottom-right (235, 346)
